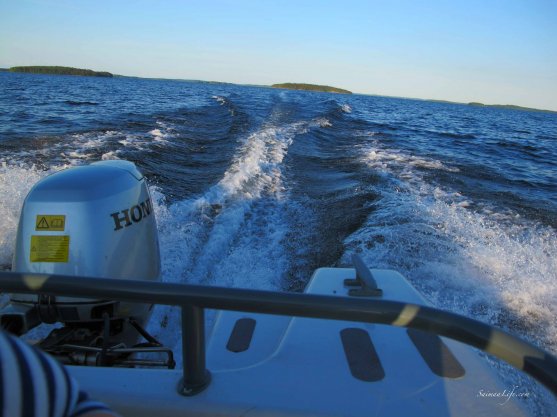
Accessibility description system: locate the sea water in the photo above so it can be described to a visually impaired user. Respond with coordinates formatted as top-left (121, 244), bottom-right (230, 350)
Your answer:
top-left (1, 72), bottom-right (556, 414)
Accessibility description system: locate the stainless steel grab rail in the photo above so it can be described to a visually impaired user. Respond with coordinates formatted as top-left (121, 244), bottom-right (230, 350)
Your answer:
top-left (0, 271), bottom-right (555, 396)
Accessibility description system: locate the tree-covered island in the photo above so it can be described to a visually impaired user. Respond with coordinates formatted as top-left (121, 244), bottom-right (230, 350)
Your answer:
top-left (9, 66), bottom-right (113, 77)
top-left (468, 102), bottom-right (556, 114)
top-left (271, 83), bottom-right (352, 94)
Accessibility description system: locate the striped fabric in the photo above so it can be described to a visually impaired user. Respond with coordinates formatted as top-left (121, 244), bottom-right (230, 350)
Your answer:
top-left (0, 331), bottom-right (119, 417)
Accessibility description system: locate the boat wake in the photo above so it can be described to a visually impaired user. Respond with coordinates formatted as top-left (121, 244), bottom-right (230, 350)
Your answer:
top-left (347, 142), bottom-right (557, 353)
top-left (342, 142), bottom-right (557, 414)
top-left (146, 118), bottom-right (324, 360)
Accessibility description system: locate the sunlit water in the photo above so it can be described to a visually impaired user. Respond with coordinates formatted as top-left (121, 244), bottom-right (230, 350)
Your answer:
top-left (1, 72), bottom-right (556, 414)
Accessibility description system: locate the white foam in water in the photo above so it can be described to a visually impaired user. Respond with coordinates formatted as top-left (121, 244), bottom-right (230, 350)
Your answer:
top-left (0, 162), bottom-right (53, 266)
top-left (341, 104), bottom-right (352, 113)
top-left (4, 128), bottom-right (172, 165)
top-left (155, 121), bottom-right (306, 285)
top-left (59, 131), bottom-right (120, 165)
top-left (364, 144), bottom-right (460, 175)
top-left (149, 121), bottom-right (175, 144)
top-left (0, 131), bottom-right (121, 166)
top-left (0, 123), bottom-right (175, 266)
top-left (146, 121), bottom-right (311, 362)
top-left (316, 118), bottom-right (332, 128)
top-left (212, 95), bottom-right (227, 105)
top-left (149, 128), bottom-right (169, 143)
top-left (116, 121), bottom-right (175, 152)
top-left (101, 151), bottom-right (119, 160)
top-left (345, 144), bottom-right (557, 412)
top-left (352, 145), bottom-right (557, 349)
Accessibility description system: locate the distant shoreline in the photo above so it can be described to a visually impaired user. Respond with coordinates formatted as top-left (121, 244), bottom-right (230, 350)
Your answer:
top-left (2, 68), bottom-right (554, 113)
top-left (8, 66), bottom-right (113, 77)
top-left (271, 83), bottom-right (352, 94)
top-left (466, 101), bottom-right (556, 114)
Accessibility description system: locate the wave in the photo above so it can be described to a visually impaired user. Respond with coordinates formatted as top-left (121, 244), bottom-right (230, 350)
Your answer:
top-left (148, 121), bottom-right (176, 144)
top-left (344, 143), bottom-right (557, 413)
top-left (145, 120), bottom-right (315, 361)
top-left (0, 130), bottom-right (122, 166)
top-left (0, 125), bottom-right (177, 167)
top-left (341, 104), bottom-right (352, 113)
top-left (351, 144), bottom-right (557, 350)
top-left (2, 77), bottom-right (556, 413)
top-left (435, 130), bottom-right (476, 139)
top-left (315, 118), bottom-right (332, 128)
top-left (157, 118), bottom-right (311, 274)
top-left (64, 100), bottom-right (99, 106)
top-left (212, 95), bottom-right (227, 106)
top-left (0, 163), bottom-right (53, 267)
top-left (363, 144), bottom-right (460, 176)
top-left (211, 95), bottom-right (237, 117)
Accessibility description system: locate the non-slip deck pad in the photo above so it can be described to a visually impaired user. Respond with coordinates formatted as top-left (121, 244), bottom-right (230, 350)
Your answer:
top-left (340, 328), bottom-right (385, 382)
top-left (227, 318), bottom-right (256, 353)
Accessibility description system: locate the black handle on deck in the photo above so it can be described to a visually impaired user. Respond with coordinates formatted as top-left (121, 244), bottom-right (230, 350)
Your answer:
top-left (344, 254), bottom-right (383, 297)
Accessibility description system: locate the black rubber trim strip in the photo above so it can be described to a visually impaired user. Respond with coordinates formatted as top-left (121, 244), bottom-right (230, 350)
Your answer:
top-left (340, 328), bottom-right (385, 382)
top-left (226, 318), bottom-right (256, 353)
top-left (408, 328), bottom-right (465, 378)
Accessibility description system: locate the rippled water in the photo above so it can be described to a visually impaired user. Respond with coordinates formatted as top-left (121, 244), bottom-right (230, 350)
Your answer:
top-left (1, 72), bottom-right (556, 414)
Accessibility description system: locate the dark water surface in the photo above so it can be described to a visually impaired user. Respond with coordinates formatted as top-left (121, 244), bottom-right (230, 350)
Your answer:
top-left (1, 72), bottom-right (556, 413)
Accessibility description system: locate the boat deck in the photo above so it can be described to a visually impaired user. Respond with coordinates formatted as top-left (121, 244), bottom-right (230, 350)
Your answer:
top-left (69, 268), bottom-right (529, 416)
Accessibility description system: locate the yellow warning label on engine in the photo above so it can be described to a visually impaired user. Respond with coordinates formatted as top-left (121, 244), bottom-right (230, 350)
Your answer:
top-left (30, 235), bottom-right (70, 263)
top-left (35, 215), bottom-right (66, 231)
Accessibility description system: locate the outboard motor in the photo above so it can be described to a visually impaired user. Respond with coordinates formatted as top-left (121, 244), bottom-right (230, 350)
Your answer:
top-left (0, 161), bottom-right (172, 367)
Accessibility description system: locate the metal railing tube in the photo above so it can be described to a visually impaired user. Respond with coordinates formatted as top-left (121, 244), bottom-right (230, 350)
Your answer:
top-left (0, 272), bottom-right (556, 396)
top-left (179, 305), bottom-right (210, 396)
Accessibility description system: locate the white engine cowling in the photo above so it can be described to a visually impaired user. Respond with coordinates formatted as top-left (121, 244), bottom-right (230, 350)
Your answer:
top-left (6, 160), bottom-right (160, 332)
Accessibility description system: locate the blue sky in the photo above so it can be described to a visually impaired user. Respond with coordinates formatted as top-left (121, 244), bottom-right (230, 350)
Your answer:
top-left (1, 0), bottom-right (556, 110)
